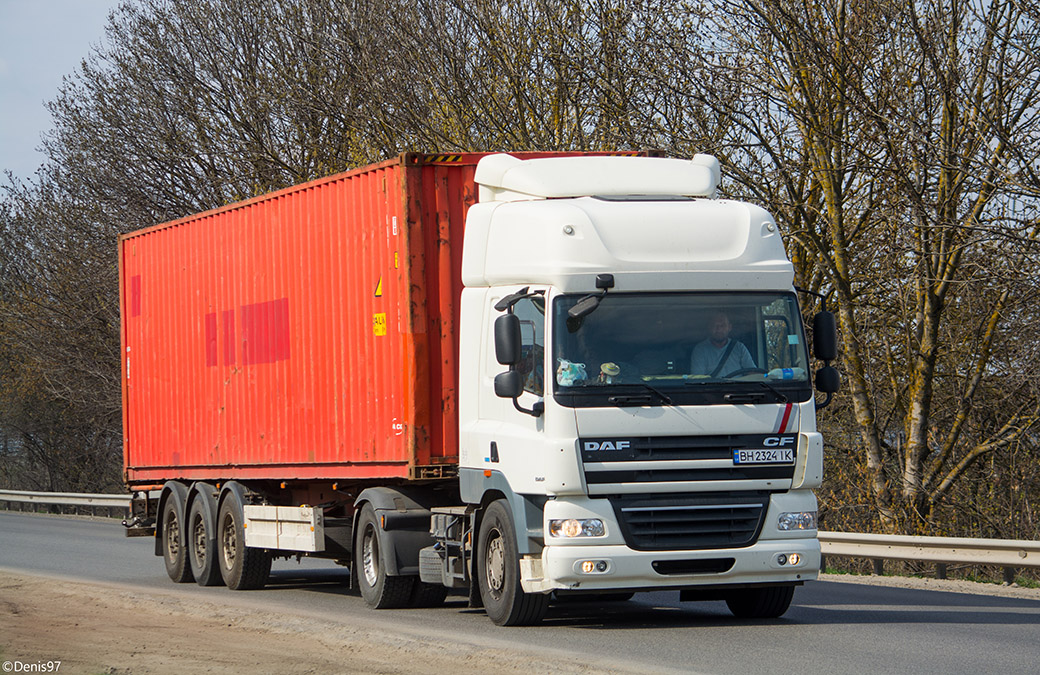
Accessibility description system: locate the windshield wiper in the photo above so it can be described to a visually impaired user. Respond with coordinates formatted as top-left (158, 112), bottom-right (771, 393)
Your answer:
top-left (685, 378), bottom-right (789, 403)
top-left (636, 382), bottom-right (673, 404)
top-left (608, 382), bottom-right (673, 406)
top-left (757, 380), bottom-right (789, 403)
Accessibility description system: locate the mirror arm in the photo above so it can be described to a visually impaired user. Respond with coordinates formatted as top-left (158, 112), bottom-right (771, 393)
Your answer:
top-left (512, 398), bottom-right (544, 417)
top-left (814, 391), bottom-right (833, 411)
top-left (795, 285), bottom-right (829, 311)
top-left (495, 288), bottom-right (544, 312)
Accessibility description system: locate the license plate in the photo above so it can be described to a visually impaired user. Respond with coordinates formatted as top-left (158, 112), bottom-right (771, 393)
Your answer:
top-left (733, 448), bottom-right (795, 465)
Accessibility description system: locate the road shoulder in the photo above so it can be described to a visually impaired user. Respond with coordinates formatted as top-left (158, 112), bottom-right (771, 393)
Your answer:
top-left (0, 571), bottom-right (623, 675)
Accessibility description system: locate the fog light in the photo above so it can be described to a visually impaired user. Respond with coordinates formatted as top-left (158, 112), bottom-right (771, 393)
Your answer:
top-left (577, 559), bottom-right (610, 575)
top-left (777, 553), bottom-right (788, 565)
top-left (789, 553), bottom-right (801, 565)
top-left (777, 511), bottom-right (818, 531)
top-left (549, 518), bottom-right (606, 538)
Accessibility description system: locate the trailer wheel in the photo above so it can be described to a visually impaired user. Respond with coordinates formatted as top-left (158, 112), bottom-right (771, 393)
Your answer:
top-left (217, 495), bottom-right (271, 590)
top-left (354, 503), bottom-right (414, 609)
top-left (477, 500), bottom-right (549, 626)
top-left (725, 585), bottom-right (795, 619)
top-left (161, 497), bottom-right (194, 583)
top-left (187, 496), bottom-right (223, 586)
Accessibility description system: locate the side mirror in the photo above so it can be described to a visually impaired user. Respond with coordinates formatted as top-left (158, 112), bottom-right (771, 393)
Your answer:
top-left (494, 314), bottom-right (521, 365)
top-left (815, 365), bottom-right (840, 394)
top-left (494, 371), bottom-right (524, 399)
top-left (813, 311), bottom-right (838, 362)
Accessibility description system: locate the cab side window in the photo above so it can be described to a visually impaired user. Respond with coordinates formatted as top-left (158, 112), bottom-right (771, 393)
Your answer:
top-left (512, 297), bottom-right (545, 396)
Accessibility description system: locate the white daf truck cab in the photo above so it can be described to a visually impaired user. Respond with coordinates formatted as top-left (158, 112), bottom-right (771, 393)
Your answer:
top-left (423, 153), bottom-right (839, 625)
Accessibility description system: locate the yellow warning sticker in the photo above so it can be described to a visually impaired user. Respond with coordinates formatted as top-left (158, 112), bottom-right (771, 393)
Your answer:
top-left (374, 276), bottom-right (383, 297)
top-left (373, 313), bottom-right (387, 336)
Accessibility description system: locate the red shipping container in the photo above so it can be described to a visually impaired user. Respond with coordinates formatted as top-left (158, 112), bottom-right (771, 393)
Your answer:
top-left (121, 152), bottom-right (636, 487)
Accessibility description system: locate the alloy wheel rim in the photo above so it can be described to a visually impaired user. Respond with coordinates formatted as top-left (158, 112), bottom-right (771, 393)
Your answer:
top-left (486, 529), bottom-right (505, 593)
top-left (362, 525), bottom-right (379, 587)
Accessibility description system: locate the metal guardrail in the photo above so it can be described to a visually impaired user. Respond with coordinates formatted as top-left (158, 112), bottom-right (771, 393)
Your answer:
top-left (0, 488), bottom-right (131, 508)
top-left (818, 531), bottom-right (1040, 568)
top-left (1, 489), bottom-right (1037, 579)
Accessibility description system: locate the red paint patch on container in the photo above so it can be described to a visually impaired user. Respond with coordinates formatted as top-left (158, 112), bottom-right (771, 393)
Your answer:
top-left (241, 298), bottom-right (290, 365)
top-left (222, 309), bottom-right (236, 365)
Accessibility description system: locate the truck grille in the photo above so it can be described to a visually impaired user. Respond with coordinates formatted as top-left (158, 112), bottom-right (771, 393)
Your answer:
top-left (610, 492), bottom-right (769, 551)
top-left (579, 433), bottom-right (797, 494)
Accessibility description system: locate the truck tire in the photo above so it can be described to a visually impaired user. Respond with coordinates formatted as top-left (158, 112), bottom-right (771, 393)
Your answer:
top-left (161, 496), bottom-right (194, 583)
top-left (354, 503), bottom-right (414, 609)
top-left (187, 494), bottom-right (223, 586)
top-left (725, 585), bottom-right (795, 619)
top-left (477, 500), bottom-right (549, 626)
top-left (217, 494), bottom-right (271, 590)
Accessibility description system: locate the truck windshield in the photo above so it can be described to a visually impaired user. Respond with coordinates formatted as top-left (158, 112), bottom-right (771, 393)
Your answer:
top-left (552, 292), bottom-right (812, 407)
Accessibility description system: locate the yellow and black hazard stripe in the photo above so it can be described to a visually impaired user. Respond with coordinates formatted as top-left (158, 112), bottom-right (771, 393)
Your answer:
top-left (426, 154), bottom-right (465, 163)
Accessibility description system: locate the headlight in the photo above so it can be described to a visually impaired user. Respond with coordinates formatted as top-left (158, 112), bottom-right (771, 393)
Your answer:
top-left (777, 511), bottom-right (818, 531)
top-left (548, 518), bottom-right (606, 538)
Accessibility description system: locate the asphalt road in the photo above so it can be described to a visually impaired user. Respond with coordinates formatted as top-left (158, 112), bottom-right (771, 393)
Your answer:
top-left (2, 510), bottom-right (1039, 674)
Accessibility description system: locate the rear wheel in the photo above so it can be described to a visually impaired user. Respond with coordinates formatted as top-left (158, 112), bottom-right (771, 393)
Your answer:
top-left (725, 585), bottom-right (795, 619)
top-left (161, 497), bottom-right (194, 583)
top-left (354, 503), bottom-right (415, 609)
top-left (477, 500), bottom-right (549, 626)
top-left (188, 496), bottom-right (223, 586)
top-left (217, 494), bottom-right (271, 590)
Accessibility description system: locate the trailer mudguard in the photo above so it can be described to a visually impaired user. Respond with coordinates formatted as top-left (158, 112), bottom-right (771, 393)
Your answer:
top-left (186, 482), bottom-right (219, 547)
top-left (353, 486), bottom-right (442, 577)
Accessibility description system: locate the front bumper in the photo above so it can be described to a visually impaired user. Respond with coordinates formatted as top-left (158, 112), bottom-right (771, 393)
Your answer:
top-left (521, 490), bottom-right (821, 593)
top-left (524, 537), bottom-right (819, 593)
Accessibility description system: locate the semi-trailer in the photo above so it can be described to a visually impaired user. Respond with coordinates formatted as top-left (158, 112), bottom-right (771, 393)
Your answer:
top-left (120, 151), bottom-right (839, 625)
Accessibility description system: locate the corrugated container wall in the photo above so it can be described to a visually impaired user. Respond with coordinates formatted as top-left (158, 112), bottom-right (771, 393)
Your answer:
top-left (120, 153), bottom-right (479, 486)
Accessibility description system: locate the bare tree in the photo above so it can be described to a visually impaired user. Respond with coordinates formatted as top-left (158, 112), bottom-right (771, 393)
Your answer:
top-left (3, 0), bottom-right (1039, 534)
top-left (648, 0), bottom-right (1040, 533)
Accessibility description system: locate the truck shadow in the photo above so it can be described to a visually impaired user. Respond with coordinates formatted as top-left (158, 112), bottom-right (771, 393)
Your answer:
top-left (538, 602), bottom-right (1040, 630)
top-left (265, 567), bottom-right (351, 591)
top-left (259, 573), bottom-right (1040, 629)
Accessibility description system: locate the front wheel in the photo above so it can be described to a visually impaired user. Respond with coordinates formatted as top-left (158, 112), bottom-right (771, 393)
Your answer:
top-left (477, 500), bottom-right (549, 626)
top-left (725, 585), bottom-right (795, 619)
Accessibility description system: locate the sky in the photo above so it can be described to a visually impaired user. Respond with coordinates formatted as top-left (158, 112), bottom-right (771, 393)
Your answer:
top-left (0, 0), bottom-right (121, 184)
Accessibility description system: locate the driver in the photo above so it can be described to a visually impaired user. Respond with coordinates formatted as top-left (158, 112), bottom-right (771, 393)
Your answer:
top-left (690, 311), bottom-right (756, 377)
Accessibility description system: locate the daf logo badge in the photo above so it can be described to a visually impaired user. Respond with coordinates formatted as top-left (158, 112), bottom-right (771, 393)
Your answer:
top-left (583, 440), bottom-right (632, 451)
